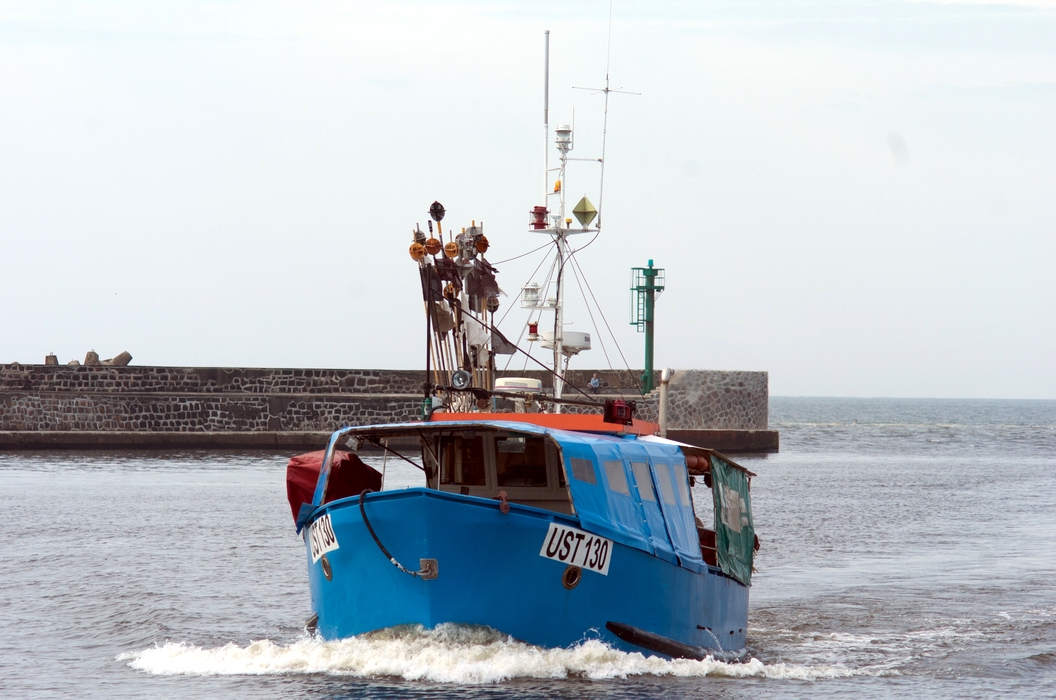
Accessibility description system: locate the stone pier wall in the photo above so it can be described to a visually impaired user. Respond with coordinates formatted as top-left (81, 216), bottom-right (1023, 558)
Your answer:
top-left (0, 365), bottom-right (767, 434)
top-left (666, 370), bottom-right (769, 431)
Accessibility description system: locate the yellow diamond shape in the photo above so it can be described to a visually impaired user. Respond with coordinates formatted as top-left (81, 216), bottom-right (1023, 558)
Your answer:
top-left (572, 196), bottom-right (597, 227)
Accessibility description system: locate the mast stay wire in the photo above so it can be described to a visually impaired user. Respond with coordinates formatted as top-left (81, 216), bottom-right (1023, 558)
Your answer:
top-left (490, 241), bottom-right (553, 266)
top-left (421, 278), bottom-right (595, 402)
top-left (495, 12), bottom-right (639, 395)
top-left (495, 240), bottom-right (558, 329)
top-left (500, 245), bottom-right (559, 373)
top-left (502, 220), bottom-right (639, 395)
top-left (568, 253), bottom-right (645, 396)
top-left (455, 300), bottom-right (597, 402)
top-left (531, 234), bottom-right (643, 398)
top-left (566, 257), bottom-right (626, 401)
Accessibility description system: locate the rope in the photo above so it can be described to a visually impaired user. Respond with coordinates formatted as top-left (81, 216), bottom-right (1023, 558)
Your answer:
top-left (489, 241), bottom-right (553, 265)
top-left (359, 489), bottom-right (427, 578)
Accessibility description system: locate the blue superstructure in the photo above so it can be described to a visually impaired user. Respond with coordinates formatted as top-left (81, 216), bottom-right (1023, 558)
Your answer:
top-left (291, 419), bottom-right (756, 659)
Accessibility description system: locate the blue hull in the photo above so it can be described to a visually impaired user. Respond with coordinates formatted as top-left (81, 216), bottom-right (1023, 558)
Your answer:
top-left (305, 488), bottom-right (749, 655)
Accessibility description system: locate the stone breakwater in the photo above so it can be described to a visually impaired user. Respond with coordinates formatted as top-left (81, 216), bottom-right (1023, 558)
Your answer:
top-left (0, 366), bottom-right (423, 432)
top-left (666, 370), bottom-right (769, 432)
top-left (0, 366), bottom-right (770, 445)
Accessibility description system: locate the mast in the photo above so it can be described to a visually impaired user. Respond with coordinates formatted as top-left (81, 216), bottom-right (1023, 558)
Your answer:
top-left (543, 30), bottom-right (550, 203)
top-left (543, 31), bottom-right (568, 407)
top-left (551, 124), bottom-right (572, 406)
top-left (524, 31), bottom-right (597, 413)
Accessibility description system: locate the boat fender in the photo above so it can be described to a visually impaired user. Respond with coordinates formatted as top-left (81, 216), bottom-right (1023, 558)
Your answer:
top-left (605, 621), bottom-right (711, 661)
top-left (359, 489), bottom-right (437, 579)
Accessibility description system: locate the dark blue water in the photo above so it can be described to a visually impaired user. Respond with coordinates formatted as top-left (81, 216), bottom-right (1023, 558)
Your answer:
top-left (1, 398), bottom-right (1054, 698)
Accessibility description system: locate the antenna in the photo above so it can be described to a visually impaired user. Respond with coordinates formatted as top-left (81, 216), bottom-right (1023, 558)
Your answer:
top-left (543, 30), bottom-right (550, 203)
top-left (571, 1), bottom-right (639, 230)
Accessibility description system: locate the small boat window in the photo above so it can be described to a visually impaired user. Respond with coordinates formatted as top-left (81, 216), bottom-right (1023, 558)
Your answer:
top-left (654, 462), bottom-right (676, 505)
top-left (496, 435), bottom-right (548, 487)
top-left (631, 462), bottom-right (655, 501)
top-left (603, 460), bottom-right (630, 496)
top-left (569, 457), bottom-right (597, 485)
top-left (673, 462), bottom-right (692, 507)
top-left (440, 434), bottom-right (486, 486)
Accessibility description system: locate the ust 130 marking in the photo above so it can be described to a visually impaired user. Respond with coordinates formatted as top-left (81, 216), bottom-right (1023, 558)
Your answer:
top-left (309, 513), bottom-right (339, 563)
top-left (539, 522), bottom-right (613, 575)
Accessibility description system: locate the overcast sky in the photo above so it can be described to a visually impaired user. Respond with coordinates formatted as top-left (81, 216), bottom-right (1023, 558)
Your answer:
top-left (1, 1), bottom-right (1053, 399)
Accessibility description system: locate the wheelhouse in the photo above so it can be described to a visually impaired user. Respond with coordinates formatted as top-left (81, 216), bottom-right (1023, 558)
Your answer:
top-left (423, 426), bottom-right (570, 513)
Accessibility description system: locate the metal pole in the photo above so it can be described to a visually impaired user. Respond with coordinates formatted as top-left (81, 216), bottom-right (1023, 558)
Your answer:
top-left (659, 367), bottom-right (672, 437)
top-left (553, 233), bottom-right (564, 411)
top-left (642, 260), bottom-right (657, 393)
top-left (543, 30), bottom-right (550, 202)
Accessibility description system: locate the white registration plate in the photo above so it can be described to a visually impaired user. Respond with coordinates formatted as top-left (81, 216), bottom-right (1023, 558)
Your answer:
top-left (538, 522), bottom-right (613, 575)
top-left (308, 513), bottom-right (339, 564)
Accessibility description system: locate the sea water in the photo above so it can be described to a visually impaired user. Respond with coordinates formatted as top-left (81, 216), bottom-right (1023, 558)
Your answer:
top-left (1, 398), bottom-right (1054, 698)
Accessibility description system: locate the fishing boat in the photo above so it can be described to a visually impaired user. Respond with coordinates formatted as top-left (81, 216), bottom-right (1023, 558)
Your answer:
top-left (284, 34), bottom-right (758, 660)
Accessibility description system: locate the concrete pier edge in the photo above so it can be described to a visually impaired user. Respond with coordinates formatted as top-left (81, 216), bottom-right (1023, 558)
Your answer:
top-left (0, 430), bottom-right (331, 450)
top-left (0, 428), bottom-right (778, 453)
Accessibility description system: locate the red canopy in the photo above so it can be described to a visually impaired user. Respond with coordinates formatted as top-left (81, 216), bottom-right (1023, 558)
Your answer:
top-left (286, 450), bottom-right (383, 522)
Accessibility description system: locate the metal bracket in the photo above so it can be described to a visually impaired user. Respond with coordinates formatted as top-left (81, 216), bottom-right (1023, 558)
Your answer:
top-left (419, 558), bottom-right (439, 580)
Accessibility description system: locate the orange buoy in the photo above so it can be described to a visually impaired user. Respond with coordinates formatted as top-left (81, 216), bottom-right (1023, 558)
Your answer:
top-left (444, 241), bottom-right (459, 258)
top-left (424, 237), bottom-right (442, 255)
top-left (409, 242), bottom-right (425, 261)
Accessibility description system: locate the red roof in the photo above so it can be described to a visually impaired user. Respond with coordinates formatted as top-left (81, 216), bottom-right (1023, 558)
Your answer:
top-left (429, 412), bottom-right (659, 436)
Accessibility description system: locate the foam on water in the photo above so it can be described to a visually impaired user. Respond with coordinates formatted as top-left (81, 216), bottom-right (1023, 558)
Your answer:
top-left (119, 624), bottom-right (859, 684)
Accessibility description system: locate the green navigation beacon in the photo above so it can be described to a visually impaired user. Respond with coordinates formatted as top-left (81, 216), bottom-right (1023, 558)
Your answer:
top-left (630, 260), bottom-right (665, 393)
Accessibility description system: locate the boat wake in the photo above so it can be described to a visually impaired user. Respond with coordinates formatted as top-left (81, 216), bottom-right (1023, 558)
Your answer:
top-left (119, 624), bottom-right (860, 684)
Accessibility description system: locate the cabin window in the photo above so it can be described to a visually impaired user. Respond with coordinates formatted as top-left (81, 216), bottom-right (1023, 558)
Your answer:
top-left (422, 430), bottom-right (575, 515)
top-left (603, 460), bottom-right (630, 496)
top-left (439, 435), bottom-right (486, 486)
top-left (631, 461), bottom-right (655, 501)
top-left (673, 462), bottom-right (692, 507)
top-left (496, 435), bottom-right (548, 487)
top-left (654, 462), bottom-right (676, 505)
top-left (569, 457), bottom-right (597, 485)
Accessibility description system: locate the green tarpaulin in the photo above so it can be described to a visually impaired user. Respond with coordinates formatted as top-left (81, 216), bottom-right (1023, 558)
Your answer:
top-left (710, 454), bottom-right (755, 586)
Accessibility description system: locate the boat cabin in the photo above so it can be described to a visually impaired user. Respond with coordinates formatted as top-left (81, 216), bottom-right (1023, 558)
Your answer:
top-left (294, 418), bottom-right (756, 584)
